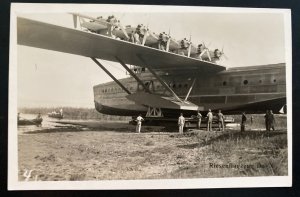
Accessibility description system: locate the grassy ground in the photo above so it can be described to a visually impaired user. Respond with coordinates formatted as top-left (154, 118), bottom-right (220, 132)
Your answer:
top-left (18, 120), bottom-right (288, 181)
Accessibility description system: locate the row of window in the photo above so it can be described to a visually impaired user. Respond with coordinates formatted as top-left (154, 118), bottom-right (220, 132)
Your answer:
top-left (98, 78), bottom-right (279, 93)
top-left (222, 79), bottom-right (277, 86)
top-left (100, 86), bottom-right (133, 93)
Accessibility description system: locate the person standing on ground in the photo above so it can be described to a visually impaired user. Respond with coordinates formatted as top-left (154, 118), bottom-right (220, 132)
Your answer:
top-left (268, 110), bottom-right (275, 131)
top-left (136, 114), bottom-right (144, 133)
top-left (217, 110), bottom-right (225, 131)
top-left (241, 112), bottom-right (247, 132)
top-left (178, 113), bottom-right (185, 134)
top-left (207, 109), bottom-right (213, 131)
top-left (264, 110), bottom-right (270, 131)
top-left (196, 111), bottom-right (202, 130)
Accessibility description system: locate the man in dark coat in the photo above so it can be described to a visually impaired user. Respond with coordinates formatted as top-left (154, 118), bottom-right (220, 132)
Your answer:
top-left (241, 112), bottom-right (247, 132)
top-left (268, 110), bottom-right (275, 131)
top-left (264, 110), bottom-right (270, 131)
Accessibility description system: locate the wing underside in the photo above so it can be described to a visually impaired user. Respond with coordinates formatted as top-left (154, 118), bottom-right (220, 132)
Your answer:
top-left (17, 17), bottom-right (225, 73)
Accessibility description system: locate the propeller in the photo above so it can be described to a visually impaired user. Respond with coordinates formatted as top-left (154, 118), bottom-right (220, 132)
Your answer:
top-left (142, 26), bottom-right (149, 46)
top-left (214, 46), bottom-right (228, 60)
top-left (118, 21), bottom-right (129, 40)
top-left (221, 46), bottom-right (229, 60)
top-left (165, 28), bottom-right (172, 52)
top-left (197, 42), bottom-right (212, 61)
top-left (100, 14), bottom-right (129, 40)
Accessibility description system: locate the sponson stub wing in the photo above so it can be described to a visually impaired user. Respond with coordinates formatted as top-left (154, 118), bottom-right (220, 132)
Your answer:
top-left (126, 92), bottom-right (203, 111)
top-left (17, 17), bottom-right (225, 73)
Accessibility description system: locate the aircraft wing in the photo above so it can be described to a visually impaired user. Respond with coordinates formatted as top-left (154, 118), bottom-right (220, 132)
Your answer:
top-left (18, 17), bottom-right (225, 72)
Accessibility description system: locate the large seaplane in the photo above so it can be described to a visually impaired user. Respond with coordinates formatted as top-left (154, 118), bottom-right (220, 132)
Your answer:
top-left (17, 14), bottom-right (286, 127)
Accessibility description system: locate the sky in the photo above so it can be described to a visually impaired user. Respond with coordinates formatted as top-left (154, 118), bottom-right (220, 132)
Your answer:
top-left (16, 6), bottom-right (288, 108)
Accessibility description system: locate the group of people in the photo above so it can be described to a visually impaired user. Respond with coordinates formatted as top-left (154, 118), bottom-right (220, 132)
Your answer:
top-left (178, 109), bottom-right (225, 134)
top-left (135, 109), bottom-right (276, 134)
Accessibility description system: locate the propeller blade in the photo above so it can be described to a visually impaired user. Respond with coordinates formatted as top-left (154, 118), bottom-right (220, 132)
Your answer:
top-left (207, 50), bottom-right (212, 61)
top-left (166, 37), bottom-right (171, 52)
top-left (142, 30), bottom-right (148, 46)
top-left (187, 44), bottom-right (192, 57)
top-left (199, 50), bottom-right (206, 57)
top-left (72, 15), bottom-right (77, 28)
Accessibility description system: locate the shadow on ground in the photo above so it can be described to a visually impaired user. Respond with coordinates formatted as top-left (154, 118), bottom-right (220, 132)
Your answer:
top-left (24, 121), bottom-right (166, 134)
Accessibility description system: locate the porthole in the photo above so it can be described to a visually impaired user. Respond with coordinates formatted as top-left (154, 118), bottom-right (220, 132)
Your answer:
top-left (172, 84), bottom-right (176, 88)
top-left (184, 84), bottom-right (188, 88)
top-left (273, 79), bottom-right (277, 83)
top-left (223, 81), bottom-right (227, 86)
top-left (243, 80), bottom-right (248, 85)
top-left (259, 80), bottom-right (262, 83)
top-left (178, 84), bottom-right (182, 88)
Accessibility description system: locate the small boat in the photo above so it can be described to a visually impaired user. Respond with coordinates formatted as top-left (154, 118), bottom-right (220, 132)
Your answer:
top-left (18, 118), bottom-right (43, 126)
top-left (48, 112), bottom-right (64, 119)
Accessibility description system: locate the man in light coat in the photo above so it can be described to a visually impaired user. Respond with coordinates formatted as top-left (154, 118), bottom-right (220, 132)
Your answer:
top-left (196, 111), bottom-right (202, 130)
top-left (178, 113), bottom-right (185, 134)
top-left (136, 114), bottom-right (144, 133)
top-left (207, 109), bottom-right (213, 131)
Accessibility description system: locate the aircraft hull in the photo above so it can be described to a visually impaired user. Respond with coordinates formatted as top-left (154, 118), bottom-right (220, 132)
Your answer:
top-left (93, 63), bottom-right (287, 117)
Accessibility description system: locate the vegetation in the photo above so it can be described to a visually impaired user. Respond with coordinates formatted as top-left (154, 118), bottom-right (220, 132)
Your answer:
top-left (18, 107), bottom-right (131, 121)
top-left (167, 129), bottom-right (288, 178)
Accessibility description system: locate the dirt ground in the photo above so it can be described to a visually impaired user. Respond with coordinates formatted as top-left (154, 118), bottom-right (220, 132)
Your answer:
top-left (18, 121), bottom-right (288, 181)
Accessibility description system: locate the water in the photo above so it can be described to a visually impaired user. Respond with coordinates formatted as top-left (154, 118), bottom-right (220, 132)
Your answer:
top-left (18, 113), bottom-right (70, 134)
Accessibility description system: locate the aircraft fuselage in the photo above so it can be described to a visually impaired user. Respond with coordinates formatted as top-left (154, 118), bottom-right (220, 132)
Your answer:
top-left (94, 63), bottom-right (286, 117)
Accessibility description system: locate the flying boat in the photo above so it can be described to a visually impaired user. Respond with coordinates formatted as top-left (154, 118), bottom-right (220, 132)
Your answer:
top-left (17, 14), bottom-right (287, 127)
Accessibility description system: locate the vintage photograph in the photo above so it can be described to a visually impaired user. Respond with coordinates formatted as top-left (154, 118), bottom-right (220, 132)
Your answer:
top-left (9, 4), bottom-right (292, 189)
